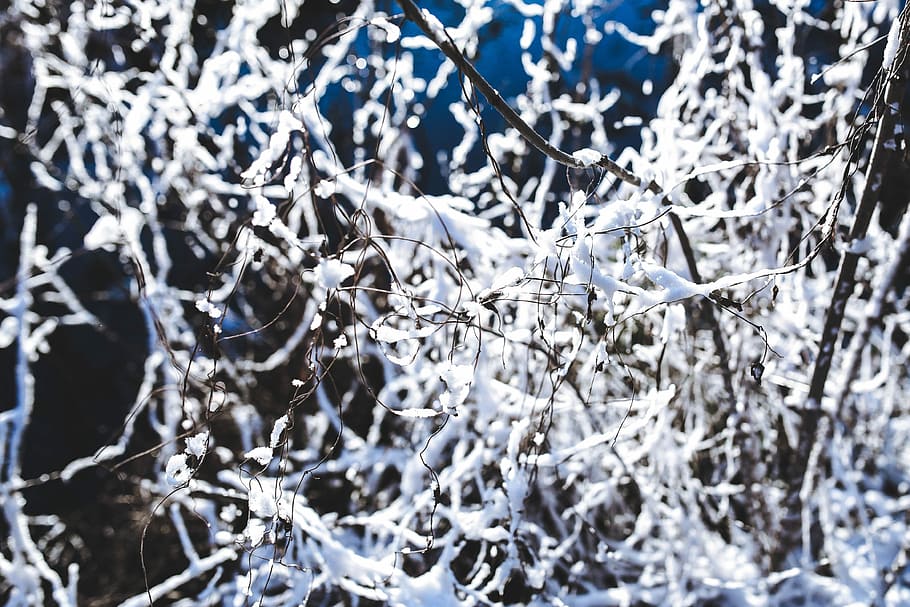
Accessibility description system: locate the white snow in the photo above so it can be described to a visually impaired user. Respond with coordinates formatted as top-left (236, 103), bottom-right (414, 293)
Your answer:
top-left (847, 237), bottom-right (872, 255)
top-left (371, 321), bottom-right (435, 344)
top-left (438, 362), bottom-right (474, 414)
top-left (489, 266), bottom-right (525, 292)
top-left (391, 565), bottom-right (461, 607)
top-left (269, 416), bottom-right (289, 448)
top-left (420, 8), bottom-right (448, 41)
top-left (251, 196), bottom-right (276, 227)
top-left (194, 299), bottom-right (223, 319)
top-left (882, 14), bottom-right (902, 73)
top-left (314, 258), bottom-right (355, 290)
top-left (165, 453), bottom-right (191, 486)
top-left (185, 432), bottom-right (209, 457)
top-left (247, 480), bottom-right (278, 518)
top-left (0, 316), bottom-right (18, 349)
top-left (520, 20), bottom-right (536, 50)
top-left (572, 147), bottom-right (603, 166)
top-left (244, 446), bottom-right (274, 466)
top-left (313, 179), bottom-right (336, 198)
top-left (83, 208), bottom-right (144, 250)
top-left (244, 518), bottom-right (267, 547)
top-left (372, 15), bottom-right (401, 43)
top-left (240, 110), bottom-right (303, 186)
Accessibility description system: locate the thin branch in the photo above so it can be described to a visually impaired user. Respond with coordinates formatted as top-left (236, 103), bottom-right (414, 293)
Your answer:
top-left (4, 203), bottom-right (38, 483)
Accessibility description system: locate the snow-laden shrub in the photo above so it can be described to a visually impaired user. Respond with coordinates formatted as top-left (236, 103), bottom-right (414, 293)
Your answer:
top-left (1, 0), bottom-right (909, 605)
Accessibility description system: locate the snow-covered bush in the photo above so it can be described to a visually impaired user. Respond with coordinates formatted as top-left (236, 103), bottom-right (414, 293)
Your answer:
top-left (1, 0), bottom-right (909, 605)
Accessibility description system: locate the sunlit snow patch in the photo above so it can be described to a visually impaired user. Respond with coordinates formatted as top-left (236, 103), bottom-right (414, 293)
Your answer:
top-left (371, 15), bottom-right (400, 43)
top-left (83, 207), bottom-right (144, 251)
top-left (240, 110), bottom-right (303, 186)
top-left (314, 258), bottom-right (355, 290)
top-left (195, 299), bottom-right (223, 319)
top-left (244, 446), bottom-right (274, 466)
top-left (269, 416), bottom-right (289, 448)
top-left (438, 362), bottom-right (474, 415)
top-left (251, 195), bottom-right (276, 227)
top-left (165, 453), bottom-right (192, 486)
top-left (185, 432), bottom-right (209, 457)
top-left (572, 147), bottom-right (603, 166)
top-left (247, 480), bottom-right (278, 518)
